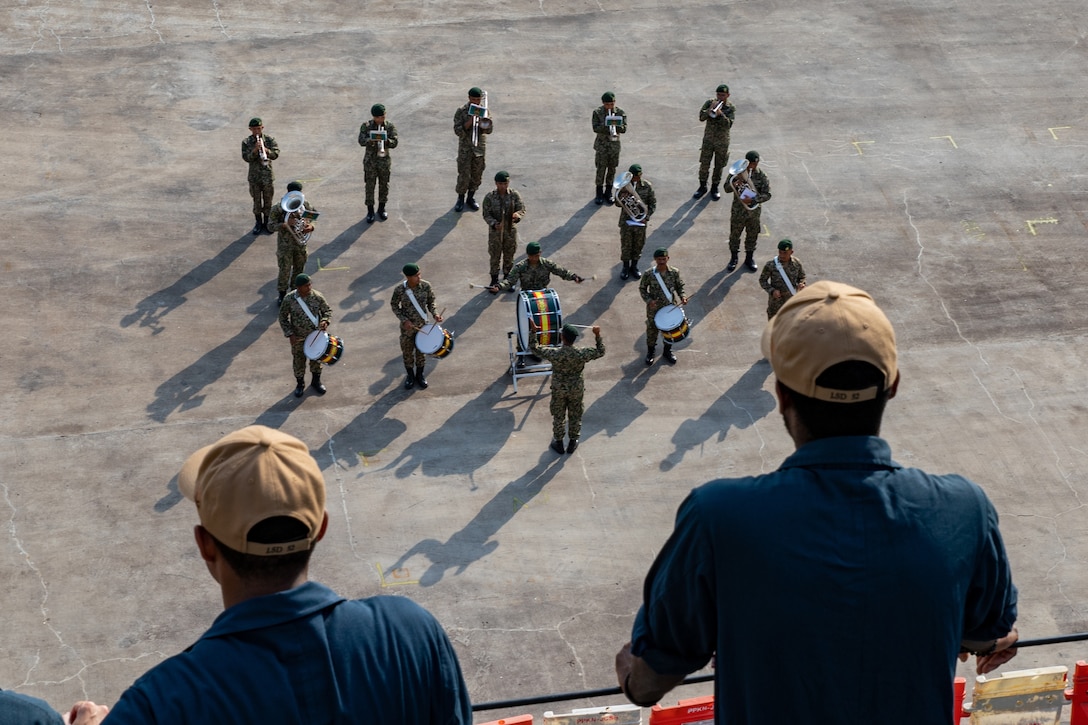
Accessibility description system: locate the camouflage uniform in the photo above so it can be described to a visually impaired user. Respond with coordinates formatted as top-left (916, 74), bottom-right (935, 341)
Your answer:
top-left (698, 98), bottom-right (735, 187)
top-left (592, 105), bottom-right (626, 187)
top-left (617, 178), bottom-right (657, 264)
top-left (497, 257), bottom-right (577, 292)
top-left (269, 198), bottom-right (315, 296)
top-left (278, 288), bottom-right (331, 378)
top-left (639, 266), bottom-right (685, 350)
top-left (390, 279), bottom-right (438, 368)
top-left (454, 103), bottom-right (490, 195)
top-left (358, 119), bottom-right (399, 206)
top-left (529, 333), bottom-right (605, 441)
top-left (759, 256), bottom-right (806, 319)
top-left (242, 133), bottom-right (279, 216)
top-left (728, 167), bottom-right (772, 254)
top-left (482, 189), bottom-right (526, 279)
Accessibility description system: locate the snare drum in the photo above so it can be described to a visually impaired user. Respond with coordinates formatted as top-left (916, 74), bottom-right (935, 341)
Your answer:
top-left (303, 330), bottom-right (345, 365)
top-left (517, 288), bottom-right (563, 349)
top-left (415, 323), bottom-right (455, 358)
top-left (654, 305), bottom-right (690, 343)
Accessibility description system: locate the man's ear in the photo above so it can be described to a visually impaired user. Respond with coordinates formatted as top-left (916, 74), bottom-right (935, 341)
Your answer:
top-left (887, 371), bottom-right (901, 400)
top-left (315, 512), bottom-right (329, 544)
top-left (194, 525), bottom-right (218, 564)
top-left (774, 380), bottom-right (793, 413)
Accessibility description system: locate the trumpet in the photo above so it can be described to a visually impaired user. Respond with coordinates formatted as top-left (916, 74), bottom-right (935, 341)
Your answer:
top-left (470, 90), bottom-right (492, 147)
top-left (708, 100), bottom-right (726, 118)
top-left (256, 134), bottom-right (269, 166)
top-left (726, 158), bottom-right (760, 211)
top-left (613, 171), bottom-right (649, 223)
top-left (375, 124), bottom-right (386, 157)
top-left (605, 111), bottom-right (622, 138)
top-left (281, 190), bottom-right (315, 245)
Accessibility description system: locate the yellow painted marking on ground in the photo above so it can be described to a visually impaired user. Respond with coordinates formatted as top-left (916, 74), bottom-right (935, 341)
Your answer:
top-left (851, 140), bottom-right (874, 155)
top-left (1026, 218), bottom-right (1058, 236)
top-left (1049, 127), bottom-right (1071, 140)
top-left (376, 563), bottom-right (419, 587)
top-left (315, 258), bottom-right (350, 271)
top-left (960, 220), bottom-right (985, 241)
top-left (358, 450), bottom-right (382, 466)
top-left (931, 135), bottom-right (958, 148)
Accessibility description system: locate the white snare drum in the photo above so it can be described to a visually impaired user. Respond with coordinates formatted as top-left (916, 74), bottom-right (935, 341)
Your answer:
top-left (654, 305), bottom-right (690, 343)
top-left (303, 330), bottom-right (345, 364)
top-left (516, 288), bottom-right (563, 350)
top-left (415, 324), bottom-right (455, 358)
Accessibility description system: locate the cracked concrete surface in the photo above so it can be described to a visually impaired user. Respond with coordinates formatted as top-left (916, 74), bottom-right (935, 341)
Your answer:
top-left (2, 0), bottom-right (1088, 721)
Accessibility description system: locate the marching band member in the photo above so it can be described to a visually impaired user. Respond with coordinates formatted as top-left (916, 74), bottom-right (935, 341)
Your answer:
top-left (481, 171), bottom-right (526, 286)
top-left (390, 263), bottom-right (444, 391)
top-left (759, 239), bottom-right (807, 319)
top-left (693, 84), bottom-right (736, 201)
top-left (528, 320), bottom-right (605, 456)
top-left (279, 274), bottom-right (331, 398)
top-left (489, 241), bottom-right (584, 294)
top-left (616, 164), bottom-right (656, 281)
top-left (639, 248), bottom-right (687, 366)
top-left (592, 91), bottom-right (627, 205)
top-left (269, 181), bottom-right (315, 304)
top-left (453, 87), bottom-right (491, 212)
top-left (727, 150), bottom-right (773, 272)
top-left (358, 103), bottom-right (399, 223)
top-left (241, 117), bottom-right (280, 235)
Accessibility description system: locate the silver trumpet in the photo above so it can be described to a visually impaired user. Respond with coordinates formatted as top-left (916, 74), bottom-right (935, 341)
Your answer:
top-left (612, 171), bottom-right (649, 223)
top-left (471, 90), bottom-right (492, 147)
top-left (256, 134), bottom-right (269, 166)
top-left (281, 190), bottom-right (314, 245)
top-left (726, 158), bottom-right (759, 211)
top-left (708, 100), bottom-right (726, 118)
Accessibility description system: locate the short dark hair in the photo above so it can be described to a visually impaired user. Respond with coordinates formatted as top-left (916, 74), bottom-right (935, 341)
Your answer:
top-left (785, 361), bottom-right (891, 439)
top-left (211, 516), bottom-right (315, 585)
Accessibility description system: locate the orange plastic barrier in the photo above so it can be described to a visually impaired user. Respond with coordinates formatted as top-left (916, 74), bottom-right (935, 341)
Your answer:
top-left (1065, 660), bottom-right (1088, 725)
top-left (478, 716), bottom-right (533, 725)
top-left (648, 695), bottom-right (714, 725)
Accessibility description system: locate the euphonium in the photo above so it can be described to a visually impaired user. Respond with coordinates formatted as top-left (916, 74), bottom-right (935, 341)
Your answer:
top-left (726, 158), bottom-right (759, 211)
top-left (612, 171), bottom-right (649, 223)
top-left (281, 190), bottom-right (313, 245)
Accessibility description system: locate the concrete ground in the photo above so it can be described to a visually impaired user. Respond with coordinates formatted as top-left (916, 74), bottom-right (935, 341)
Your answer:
top-left (3, 0), bottom-right (1087, 720)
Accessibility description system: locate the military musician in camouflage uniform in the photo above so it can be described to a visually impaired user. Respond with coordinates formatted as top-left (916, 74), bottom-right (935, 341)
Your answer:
top-left (693, 84), bottom-right (735, 201)
top-left (727, 150), bottom-right (773, 273)
top-left (616, 164), bottom-right (657, 281)
top-left (269, 181), bottom-right (315, 304)
top-left (390, 263), bottom-right (444, 391)
top-left (489, 241), bottom-right (585, 294)
top-left (528, 321), bottom-right (605, 455)
top-left (241, 117), bottom-right (280, 235)
top-left (759, 239), bottom-right (807, 319)
top-left (481, 171), bottom-right (527, 286)
top-left (453, 87), bottom-right (491, 212)
top-left (279, 273), bottom-right (331, 398)
top-left (359, 103), bottom-right (399, 223)
top-left (640, 248), bottom-right (688, 366)
top-left (592, 91), bottom-right (627, 205)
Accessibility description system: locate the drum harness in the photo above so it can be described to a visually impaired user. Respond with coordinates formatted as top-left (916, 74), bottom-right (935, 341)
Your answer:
top-left (294, 295), bottom-right (321, 329)
top-left (773, 258), bottom-right (798, 296)
top-left (403, 281), bottom-right (430, 329)
top-left (652, 269), bottom-right (677, 305)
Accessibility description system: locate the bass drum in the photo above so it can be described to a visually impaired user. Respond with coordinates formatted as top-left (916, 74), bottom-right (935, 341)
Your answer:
top-left (516, 288), bottom-right (563, 350)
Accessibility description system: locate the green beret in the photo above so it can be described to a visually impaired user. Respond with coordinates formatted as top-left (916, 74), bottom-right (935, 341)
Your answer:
top-left (468, 87), bottom-right (483, 98)
top-left (601, 91), bottom-right (616, 102)
top-left (370, 103), bottom-right (386, 117)
top-left (526, 242), bottom-right (542, 255)
top-left (653, 247), bottom-right (669, 258)
top-left (716, 84), bottom-right (729, 93)
top-left (294, 273), bottom-right (311, 286)
top-left (495, 171), bottom-right (510, 182)
top-left (402, 263), bottom-right (420, 277)
top-left (745, 150), bottom-right (760, 162)
top-left (778, 239), bottom-right (793, 251)
top-left (628, 163), bottom-right (642, 175)
top-left (286, 180), bottom-right (303, 192)
top-left (248, 117), bottom-right (263, 127)
top-left (562, 323), bottom-right (580, 342)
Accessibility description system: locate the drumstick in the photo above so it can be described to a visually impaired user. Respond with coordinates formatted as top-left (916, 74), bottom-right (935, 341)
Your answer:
top-left (469, 283), bottom-right (493, 289)
top-left (566, 324), bottom-right (595, 329)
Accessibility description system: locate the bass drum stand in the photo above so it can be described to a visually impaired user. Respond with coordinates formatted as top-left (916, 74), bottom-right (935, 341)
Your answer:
top-left (507, 331), bottom-right (551, 393)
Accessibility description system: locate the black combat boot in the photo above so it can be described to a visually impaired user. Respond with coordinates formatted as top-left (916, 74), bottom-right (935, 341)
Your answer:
top-left (415, 365), bottom-right (429, 389)
top-left (645, 346), bottom-right (656, 366)
top-left (490, 274), bottom-right (499, 287)
top-left (293, 377), bottom-right (305, 398)
top-left (403, 366), bottom-right (416, 390)
top-left (620, 261), bottom-right (630, 281)
top-left (604, 187), bottom-right (615, 205)
top-left (311, 372), bottom-right (327, 395)
top-left (693, 183), bottom-right (708, 199)
top-left (455, 194), bottom-right (465, 212)
top-left (466, 192), bottom-right (479, 211)
top-left (566, 438), bottom-right (579, 454)
top-left (252, 214), bottom-right (264, 235)
top-left (595, 186), bottom-right (605, 205)
top-left (278, 290), bottom-right (286, 305)
top-left (726, 252), bottom-right (739, 272)
top-left (550, 439), bottom-right (565, 455)
top-left (366, 205), bottom-right (376, 223)
top-left (710, 184), bottom-right (721, 201)
top-left (377, 203), bottom-right (388, 221)
top-left (744, 252), bottom-right (758, 272)
top-left (663, 344), bottom-right (677, 364)
top-left (631, 260), bottom-right (642, 279)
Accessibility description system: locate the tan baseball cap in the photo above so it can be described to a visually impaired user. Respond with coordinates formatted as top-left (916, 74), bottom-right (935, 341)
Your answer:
top-left (761, 281), bottom-right (897, 402)
top-left (178, 426), bottom-right (326, 556)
